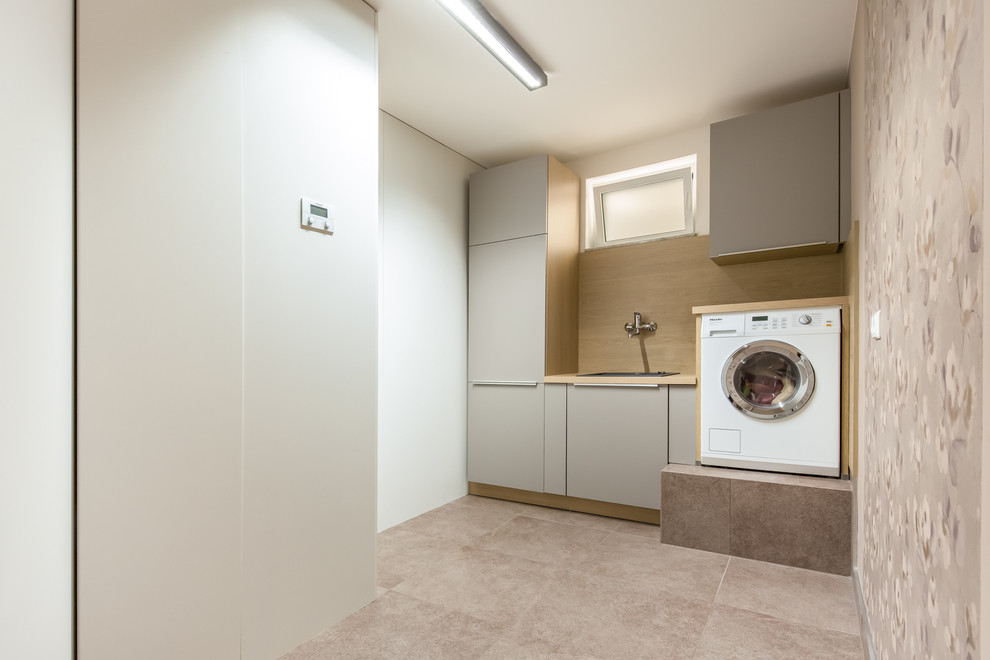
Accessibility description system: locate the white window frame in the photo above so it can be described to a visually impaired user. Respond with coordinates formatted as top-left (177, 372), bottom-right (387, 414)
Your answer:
top-left (585, 154), bottom-right (697, 250)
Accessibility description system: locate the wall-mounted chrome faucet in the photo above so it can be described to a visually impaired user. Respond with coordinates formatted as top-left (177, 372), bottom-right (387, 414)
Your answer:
top-left (624, 311), bottom-right (657, 339)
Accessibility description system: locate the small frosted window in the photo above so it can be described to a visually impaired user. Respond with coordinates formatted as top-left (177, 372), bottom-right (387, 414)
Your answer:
top-left (586, 157), bottom-right (696, 250)
top-left (601, 177), bottom-right (686, 242)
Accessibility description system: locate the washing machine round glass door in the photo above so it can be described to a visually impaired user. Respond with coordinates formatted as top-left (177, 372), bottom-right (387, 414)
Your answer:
top-left (721, 340), bottom-right (815, 419)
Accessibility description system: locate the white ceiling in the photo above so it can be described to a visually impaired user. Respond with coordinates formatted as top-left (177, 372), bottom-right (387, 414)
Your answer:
top-left (369, 0), bottom-right (859, 168)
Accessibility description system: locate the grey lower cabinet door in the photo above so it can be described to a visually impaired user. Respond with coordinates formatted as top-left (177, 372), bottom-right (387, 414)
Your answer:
top-left (566, 384), bottom-right (668, 509)
top-left (468, 383), bottom-right (544, 492)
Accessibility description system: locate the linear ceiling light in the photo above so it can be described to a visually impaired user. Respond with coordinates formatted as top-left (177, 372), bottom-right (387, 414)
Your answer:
top-left (436, 0), bottom-right (548, 90)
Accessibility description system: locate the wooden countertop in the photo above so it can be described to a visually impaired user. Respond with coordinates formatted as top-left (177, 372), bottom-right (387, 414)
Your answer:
top-left (545, 373), bottom-right (697, 385)
top-left (692, 296), bottom-right (849, 315)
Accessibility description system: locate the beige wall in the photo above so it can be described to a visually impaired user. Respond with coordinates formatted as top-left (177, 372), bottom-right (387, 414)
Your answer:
top-left (984, 0), bottom-right (990, 652)
top-left (856, 1), bottom-right (983, 658)
top-left (0, 0), bottom-right (73, 657)
top-left (378, 113), bottom-right (481, 531)
top-left (77, 1), bottom-right (378, 658)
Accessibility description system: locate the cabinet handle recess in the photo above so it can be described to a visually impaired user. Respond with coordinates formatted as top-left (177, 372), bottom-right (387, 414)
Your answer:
top-left (717, 240), bottom-right (827, 257)
top-left (572, 383), bottom-right (660, 389)
top-left (471, 380), bottom-right (539, 387)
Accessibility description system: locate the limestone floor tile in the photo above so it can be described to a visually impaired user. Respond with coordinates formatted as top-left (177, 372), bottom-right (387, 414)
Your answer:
top-left (578, 533), bottom-right (729, 603)
top-left (393, 545), bottom-right (560, 626)
top-left (614, 519), bottom-right (663, 540)
top-left (280, 590), bottom-right (503, 660)
top-left (376, 526), bottom-right (463, 589)
top-left (454, 494), bottom-right (543, 516)
top-left (693, 605), bottom-right (864, 660)
top-left (488, 568), bottom-right (711, 659)
top-left (522, 506), bottom-right (623, 532)
top-left (480, 636), bottom-right (605, 659)
top-left (474, 515), bottom-right (611, 565)
top-left (391, 500), bottom-right (517, 546)
top-left (715, 557), bottom-right (860, 634)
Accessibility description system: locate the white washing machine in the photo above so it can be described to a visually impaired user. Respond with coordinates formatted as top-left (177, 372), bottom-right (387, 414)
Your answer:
top-left (700, 306), bottom-right (840, 477)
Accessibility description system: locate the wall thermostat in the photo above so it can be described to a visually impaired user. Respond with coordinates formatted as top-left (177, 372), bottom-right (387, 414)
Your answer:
top-left (301, 197), bottom-right (335, 235)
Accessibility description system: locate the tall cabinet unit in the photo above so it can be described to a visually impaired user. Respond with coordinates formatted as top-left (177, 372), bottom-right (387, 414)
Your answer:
top-left (467, 155), bottom-right (579, 493)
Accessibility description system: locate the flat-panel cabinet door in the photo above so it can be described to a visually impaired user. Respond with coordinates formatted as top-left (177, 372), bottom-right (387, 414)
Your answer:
top-left (710, 91), bottom-right (839, 258)
top-left (469, 155), bottom-right (548, 246)
top-left (667, 386), bottom-right (697, 466)
top-left (468, 383), bottom-right (544, 491)
top-left (543, 383), bottom-right (567, 495)
top-left (468, 235), bottom-right (547, 382)
top-left (566, 384), bottom-right (668, 509)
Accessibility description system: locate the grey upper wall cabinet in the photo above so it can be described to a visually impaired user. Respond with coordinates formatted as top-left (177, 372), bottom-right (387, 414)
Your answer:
top-left (709, 89), bottom-right (850, 264)
top-left (469, 154), bottom-right (550, 246)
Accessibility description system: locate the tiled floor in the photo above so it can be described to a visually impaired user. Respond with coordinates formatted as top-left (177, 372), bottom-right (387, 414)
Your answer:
top-left (283, 495), bottom-right (864, 659)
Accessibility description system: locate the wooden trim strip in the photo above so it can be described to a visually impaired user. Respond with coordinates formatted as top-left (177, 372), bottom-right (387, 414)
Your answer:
top-left (692, 296), bottom-right (850, 315)
top-left (545, 156), bottom-right (580, 377)
top-left (467, 482), bottom-right (661, 525)
top-left (696, 316), bottom-right (703, 462)
top-left (544, 373), bottom-right (696, 385)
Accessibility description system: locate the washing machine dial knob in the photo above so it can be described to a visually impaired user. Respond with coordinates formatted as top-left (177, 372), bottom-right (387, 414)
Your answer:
top-left (798, 314), bottom-right (812, 325)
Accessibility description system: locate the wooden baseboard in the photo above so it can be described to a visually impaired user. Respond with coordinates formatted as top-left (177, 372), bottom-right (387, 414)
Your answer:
top-left (467, 482), bottom-right (661, 525)
top-left (853, 567), bottom-right (877, 660)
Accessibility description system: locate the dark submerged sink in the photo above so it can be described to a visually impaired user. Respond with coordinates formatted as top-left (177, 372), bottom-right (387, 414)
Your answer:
top-left (577, 371), bottom-right (680, 377)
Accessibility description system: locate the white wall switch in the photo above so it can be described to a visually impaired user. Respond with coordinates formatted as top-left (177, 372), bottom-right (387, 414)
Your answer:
top-left (301, 197), bottom-right (335, 235)
top-left (870, 310), bottom-right (881, 340)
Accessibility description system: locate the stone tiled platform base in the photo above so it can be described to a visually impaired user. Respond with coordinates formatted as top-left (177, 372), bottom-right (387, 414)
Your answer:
top-left (660, 464), bottom-right (851, 575)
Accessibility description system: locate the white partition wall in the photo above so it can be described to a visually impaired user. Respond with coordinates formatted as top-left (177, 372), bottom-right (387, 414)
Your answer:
top-left (239, 5), bottom-right (379, 658)
top-left (77, 1), bottom-right (378, 658)
top-left (77, 1), bottom-right (248, 657)
top-left (0, 1), bottom-right (74, 658)
top-left (378, 114), bottom-right (481, 531)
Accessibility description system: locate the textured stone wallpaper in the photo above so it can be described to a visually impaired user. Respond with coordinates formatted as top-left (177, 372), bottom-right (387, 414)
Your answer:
top-left (861, 0), bottom-right (983, 658)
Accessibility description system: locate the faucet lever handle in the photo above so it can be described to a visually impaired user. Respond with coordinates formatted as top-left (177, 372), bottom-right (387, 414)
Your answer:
top-left (624, 312), bottom-right (657, 338)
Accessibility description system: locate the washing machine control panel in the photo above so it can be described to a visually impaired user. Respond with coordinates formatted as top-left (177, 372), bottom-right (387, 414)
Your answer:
top-left (744, 307), bottom-right (840, 335)
top-left (700, 313), bottom-right (746, 337)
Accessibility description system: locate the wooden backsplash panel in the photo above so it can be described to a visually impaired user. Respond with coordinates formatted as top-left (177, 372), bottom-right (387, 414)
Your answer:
top-left (578, 234), bottom-right (843, 374)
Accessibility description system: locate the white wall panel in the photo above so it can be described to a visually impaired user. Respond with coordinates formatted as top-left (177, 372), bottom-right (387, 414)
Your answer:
top-left (378, 114), bottom-right (481, 531)
top-left (77, 1), bottom-right (244, 658)
top-left (0, 0), bottom-right (73, 657)
top-left (239, 2), bottom-right (378, 657)
top-left (77, 1), bottom-right (379, 658)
